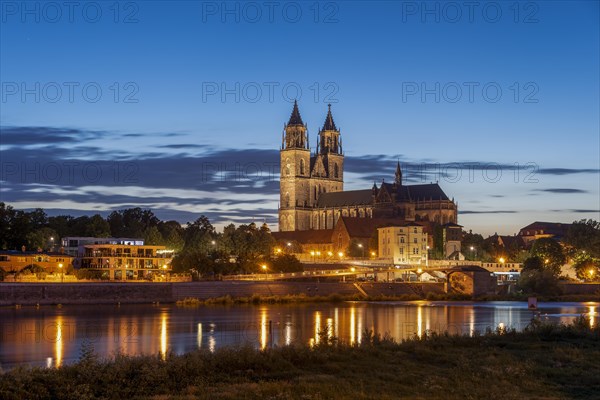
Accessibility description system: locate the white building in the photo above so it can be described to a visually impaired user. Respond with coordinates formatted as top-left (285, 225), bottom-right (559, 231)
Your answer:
top-left (378, 223), bottom-right (428, 266)
top-left (61, 237), bottom-right (144, 256)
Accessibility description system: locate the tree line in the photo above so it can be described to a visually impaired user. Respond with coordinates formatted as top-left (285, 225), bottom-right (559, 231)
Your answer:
top-left (0, 203), bottom-right (302, 277)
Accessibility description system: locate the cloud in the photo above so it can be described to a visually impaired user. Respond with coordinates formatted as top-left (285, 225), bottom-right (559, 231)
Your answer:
top-left (2, 124), bottom-right (598, 226)
top-left (535, 188), bottom-right (587, 194)
top-left (459, 210), bottom-right (518, 214)
top-left (0, 126), bottom-right (103, 145)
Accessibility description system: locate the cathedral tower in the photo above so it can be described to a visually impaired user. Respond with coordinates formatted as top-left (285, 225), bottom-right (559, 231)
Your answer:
top-left (309, 104), bottom-right (344, 206)
top-left (279, 101), bottom-right (312, 231)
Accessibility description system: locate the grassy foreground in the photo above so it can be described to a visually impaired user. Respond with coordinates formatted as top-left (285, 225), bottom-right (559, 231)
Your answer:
top-left (1, 318), bottom-right (599, 400)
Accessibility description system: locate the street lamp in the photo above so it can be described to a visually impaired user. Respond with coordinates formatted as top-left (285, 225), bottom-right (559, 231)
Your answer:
top-left (58, 263), bottom-right (63, 283)
top-left (50, 237), bottom-right (55, 252)
top-left (589, 269), bottom-right (595, 281)
top-left (310, 250), bottom-right (315, 263)
top-left (499, 257), bottom-right (505, 264)
top-left (358, 243), bottom-right (365, 258)
top-left (338, 252), bottom-right (344, 259)
top-left (261, 264), bottom-right (268, 280)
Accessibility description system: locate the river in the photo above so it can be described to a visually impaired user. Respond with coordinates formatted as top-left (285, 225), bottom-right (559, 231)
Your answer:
top-left (0, 301), bottom-right (597, 369)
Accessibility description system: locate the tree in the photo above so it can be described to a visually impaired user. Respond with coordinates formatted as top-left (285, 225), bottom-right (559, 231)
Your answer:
top-left (572, 254), bottom-right (600, 282)
top-left (522, 256), bottom-right (544, 272)
top-left (517, 269), bottom-right (562, 296)
top-left (143, 226), bottom-right (163, 245)
top-left (564, 219), bottom-right (600, 258)
top-left (268, 254), bottom-right (303, 273)
top-left (530, 238), bottom-right (565, 277)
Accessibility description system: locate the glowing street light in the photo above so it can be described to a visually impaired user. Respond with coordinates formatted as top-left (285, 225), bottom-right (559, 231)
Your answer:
top-left (589, 269), bottom-right (595, 281)
top-left (261, 264), bottom-right (268, 280)
top-left (357, 243), bottom-right (365, 258)
top-left (338, 252), bottom-right (344, 259)
top-left (499, 257), bottom-right (505, 264)
top-left (58, 263), bottom-right (63, 283)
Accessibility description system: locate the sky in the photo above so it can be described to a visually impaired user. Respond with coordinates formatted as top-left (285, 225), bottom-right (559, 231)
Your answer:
top-left (1, 0), bottom-right (599, 236)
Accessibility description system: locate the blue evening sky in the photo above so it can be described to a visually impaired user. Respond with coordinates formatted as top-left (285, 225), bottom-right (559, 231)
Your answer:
top-left (1, 0), bottom-right (599, 235)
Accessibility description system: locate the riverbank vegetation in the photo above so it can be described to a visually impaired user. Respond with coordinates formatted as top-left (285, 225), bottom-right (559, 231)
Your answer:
top-left (1, 317), bottom-right (598, 400)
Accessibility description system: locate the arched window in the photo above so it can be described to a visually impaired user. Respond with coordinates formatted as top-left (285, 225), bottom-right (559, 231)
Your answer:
top-left (334, 163), bottom-right (339, 178)
top-left (300, 159), bottom-right (305, 175)
top-left (285, 193), bottom-right (290, 208)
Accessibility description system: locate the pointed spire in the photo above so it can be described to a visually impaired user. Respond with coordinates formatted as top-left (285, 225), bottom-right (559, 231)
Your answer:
top-left (321, 104), bottom-right (337, 131)
top-left (395, 160), bottom-right (402, 186)
top-left (287, 100), bottom-right (303, 126)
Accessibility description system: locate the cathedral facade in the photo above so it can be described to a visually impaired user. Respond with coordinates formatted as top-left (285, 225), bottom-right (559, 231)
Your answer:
top-left (278, 102), bottom-right (458, 232)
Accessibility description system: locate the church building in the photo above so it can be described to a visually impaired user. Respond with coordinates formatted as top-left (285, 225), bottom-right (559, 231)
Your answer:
top-left (278, 101), bottom-right (458, 233)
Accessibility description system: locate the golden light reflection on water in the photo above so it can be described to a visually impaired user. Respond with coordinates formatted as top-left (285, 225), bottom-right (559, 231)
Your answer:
top-left (260, 309), bottom-right (268, 350)
top-left (285, 322), bottom-right (292, 345)
top-left (350, 306), bottom-right (356, 345)
top-left (159, 312), bottom-right (168, 360)
top-left (197, 323), bottom-right (202, 349)
top-left (314, 311), bottom-right (321, 345)
top-left (55, 315), bottom-right (63, 367)
top-left (417, 305), bottom-right (423, 338)
top-left (589, 306), bottom-right (596, 328)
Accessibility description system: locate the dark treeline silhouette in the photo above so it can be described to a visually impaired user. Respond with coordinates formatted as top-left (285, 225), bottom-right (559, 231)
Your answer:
top-left (0, 203), bottom-right (302, 277)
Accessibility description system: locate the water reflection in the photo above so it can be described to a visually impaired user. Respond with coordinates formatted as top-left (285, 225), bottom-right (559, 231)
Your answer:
top-left (1, 301), bottom-right (597, 369)
top-left (160, 312), bottom-right (168, 360)
top-left (55, 315), bottom-right (63, 367)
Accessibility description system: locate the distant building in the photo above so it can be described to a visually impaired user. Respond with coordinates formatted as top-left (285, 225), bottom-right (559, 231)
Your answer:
top-left (78, 243), bottom-right (173, 280)
top-left (278, 101), bottom-right (458, 232)
top-left (518, 222), bottom-right (572, 244)
top-left (442, 222), bottom-right (463, 258)
top-left (0, 250), bottom-right (73, 273)
top-left (378, 223), bottom-right (428, 265)
top-left (61, 237), bottom-right (144, 256)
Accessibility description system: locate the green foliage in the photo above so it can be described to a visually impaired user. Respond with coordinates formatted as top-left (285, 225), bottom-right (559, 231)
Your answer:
top-left (565, 219), bottom-right (600, 258)
top-left (530, 238), bottom-right (565, 276)
top-left (517, 268), bottom-right (562, 296)
top-left (522, 256), bottom-right (544, 272)
top-left (572, 255), bottom-right (600, 281)
top-left (267, 254), bottom-right (303, 273)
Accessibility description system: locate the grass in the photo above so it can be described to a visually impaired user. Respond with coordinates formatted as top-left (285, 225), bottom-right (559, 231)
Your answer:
top-left (1, 317), bottom-right (598, 400)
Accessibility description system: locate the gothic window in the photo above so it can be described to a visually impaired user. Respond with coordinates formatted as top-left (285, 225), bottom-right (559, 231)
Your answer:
top-left (314, 186), bottom-right (317, 200)
top-left (334, 163), bottom-right (339, 178)
top-left (300, 159), bottom-right (305, 175)
top-left (285, 193), bottom-right (290, 208)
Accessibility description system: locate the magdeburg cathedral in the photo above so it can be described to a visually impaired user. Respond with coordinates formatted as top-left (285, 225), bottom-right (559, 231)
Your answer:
top-left (279, 101), bottom-right (458, 232)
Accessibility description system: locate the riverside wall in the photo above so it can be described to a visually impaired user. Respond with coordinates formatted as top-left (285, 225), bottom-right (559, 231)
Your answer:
top-left (1, 281), bottom-right (597, 306)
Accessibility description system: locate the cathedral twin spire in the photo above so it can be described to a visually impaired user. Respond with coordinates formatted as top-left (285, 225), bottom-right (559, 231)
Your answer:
top-left (284, 101), bottom-right (342, 155)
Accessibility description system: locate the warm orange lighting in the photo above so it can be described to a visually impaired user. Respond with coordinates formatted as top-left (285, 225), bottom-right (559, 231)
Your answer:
top-left (350, 267), bottom-right (356, 272)
top-left (338, 252), bottom-right (344, 258)
top-left (417, 268), bottom-right (423, 274)
top-left (316, 251), bottom-right (321, 256)
top-left (327, 251), bottom-right (333, 257)
top-left (310, 251), bottom-right (315, 256)
top-left (261, 264), bottom-right (267, 271)
top-left (358, 243), bottom-right (363, 248)
top-left (499, 257), bottom-right (505, 264)
top-left (370, 251), bottom-right (376, 256)
top-left (58, 263), bottom-right (63, 269)
top-left (275, 248), bottom-right (282, 253)
top-left (287, 242), bottom-right (292, 247)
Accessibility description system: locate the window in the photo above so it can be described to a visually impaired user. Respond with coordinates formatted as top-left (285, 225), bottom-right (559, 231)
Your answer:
top-left (413, 248), bottom-right (419, 254)
top-left (300, 159), bottom-right (305, 175)
top-left (400, 237), bottom-right (405, 243)
top-left (285, 193), bottom-right (290, 207)
top-left (414, 238), bottom-right (417, 243)
top-left (334, 163), bottom-right (339, 178)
